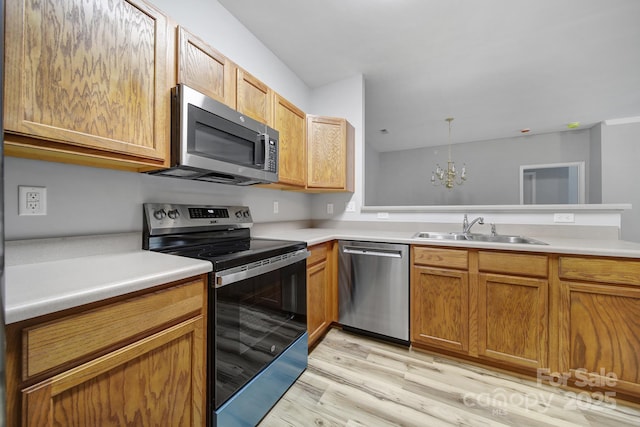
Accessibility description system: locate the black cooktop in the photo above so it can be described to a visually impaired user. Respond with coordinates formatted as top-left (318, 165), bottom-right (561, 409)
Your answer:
top-left (165, 236), bottom-right (307, 271)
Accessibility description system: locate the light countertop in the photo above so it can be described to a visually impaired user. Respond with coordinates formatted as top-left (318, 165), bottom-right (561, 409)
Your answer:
top-left (5, 250), bottom-right (212, 324)
top-left (254, 228), bottom-right (640, 258)
top-left (6, 226), bottom-right (640, 325)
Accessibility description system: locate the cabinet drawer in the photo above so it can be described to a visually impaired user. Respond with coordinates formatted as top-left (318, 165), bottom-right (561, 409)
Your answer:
top-left (413, 246), bottom-right (468, 270)
top-left (308, 243), bottom-right (329, 267)
top-left (479, 251), bottom-right (547, 278)
top-left (22, 278), bottom-right (204, 380)
top-left (558, 256), bottom-right (640, 286)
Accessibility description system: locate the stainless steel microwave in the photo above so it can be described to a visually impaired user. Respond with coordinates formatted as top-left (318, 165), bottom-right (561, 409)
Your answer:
top-left (148, 84), bottom-right (278, 185)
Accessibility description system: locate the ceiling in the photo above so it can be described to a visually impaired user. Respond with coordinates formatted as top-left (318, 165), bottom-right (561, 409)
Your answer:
top-left (218, 0), bottom-right (640, 152)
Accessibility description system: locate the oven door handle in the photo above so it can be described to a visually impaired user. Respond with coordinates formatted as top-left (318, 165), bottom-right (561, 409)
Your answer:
top-left (214, 249), bottom-right (310, 288)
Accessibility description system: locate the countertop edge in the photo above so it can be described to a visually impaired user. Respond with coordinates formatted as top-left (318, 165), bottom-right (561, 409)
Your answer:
top-left (5, 251), bottom-right (212, 324)
top-left (255, 229), bottom-right (640, 258)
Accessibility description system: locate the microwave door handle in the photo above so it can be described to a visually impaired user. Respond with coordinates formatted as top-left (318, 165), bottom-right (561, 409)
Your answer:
top-left (261, 133), bottom-right (271, 171)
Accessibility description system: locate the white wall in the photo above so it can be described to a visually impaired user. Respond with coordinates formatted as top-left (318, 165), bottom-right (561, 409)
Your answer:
top-left (364, 143), bottom-right (380, 205)
top-left (601, 119), bottom-right (640, 242)
top-left (589, 124), bottom-right (603, 203)
top-left (4, 158), bottom-right (311, 240)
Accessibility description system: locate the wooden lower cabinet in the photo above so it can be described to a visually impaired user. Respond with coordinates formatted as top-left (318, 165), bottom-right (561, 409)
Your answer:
top-left (22, 318), bottom-right (203, 426)
top-left (6, 276), bottom-right (207, 427)
top-left (477, 251), bottom-right (548, 369)
top-left (478, 272), bottom-right (548, 368)
top-left (409, 247), bottom-right (640, 403)
top-left (411, 265), bottom-right (469, 353)
top-left (411, 247), bottom-right (549, 365)
top-left (306, 242), bottom-right (337, 348)
top-left (411, 247), bottom-right (469, 354)
top-left (557, 256), bottom-right (640, 399)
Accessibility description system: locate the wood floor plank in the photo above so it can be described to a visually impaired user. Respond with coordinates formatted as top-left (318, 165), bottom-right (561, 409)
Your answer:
top-left (259, 328), bottom-right (640, 427)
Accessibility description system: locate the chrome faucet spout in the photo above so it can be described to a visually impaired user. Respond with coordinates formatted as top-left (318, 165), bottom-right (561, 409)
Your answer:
top-left (462, 214), bottom-right (484, 234)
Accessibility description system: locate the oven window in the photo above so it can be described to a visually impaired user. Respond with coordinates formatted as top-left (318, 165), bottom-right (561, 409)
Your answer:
top-left (213, 259), bottom-right (307, 408)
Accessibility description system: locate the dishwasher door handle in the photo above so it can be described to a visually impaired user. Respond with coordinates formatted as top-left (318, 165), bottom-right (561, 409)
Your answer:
top-left (342, 247), bottom-right (403, 258)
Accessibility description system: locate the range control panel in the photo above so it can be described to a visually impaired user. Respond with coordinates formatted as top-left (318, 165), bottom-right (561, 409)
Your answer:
top-left (144, 203), bottom-right (252, 236)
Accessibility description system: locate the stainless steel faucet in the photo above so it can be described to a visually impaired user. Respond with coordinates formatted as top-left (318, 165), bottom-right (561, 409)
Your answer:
top-left (462, 214), bottom-right (484, 234)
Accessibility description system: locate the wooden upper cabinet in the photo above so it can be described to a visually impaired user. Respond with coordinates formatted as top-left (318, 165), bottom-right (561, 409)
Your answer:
top-left (273, 94), bottom-right (306, 187)
top-left (177, 26), bottom-right (237, 108)
top-left (306, 115), bottom-right (355, 191)
top-left (236, 68), bottom-right (273, 125)
top-left (4, 0), bottom-right (172, 170)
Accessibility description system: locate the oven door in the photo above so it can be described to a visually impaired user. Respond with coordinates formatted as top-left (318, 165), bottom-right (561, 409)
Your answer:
top-left (211, 250), bottom-right (308, 409)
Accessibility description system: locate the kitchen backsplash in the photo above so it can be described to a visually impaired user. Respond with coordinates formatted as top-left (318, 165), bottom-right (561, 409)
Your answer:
top-left (4, 157), bottom-right (312, 240)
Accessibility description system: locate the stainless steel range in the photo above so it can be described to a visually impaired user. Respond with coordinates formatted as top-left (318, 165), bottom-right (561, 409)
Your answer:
top-left (142, 203), bottom-right (308, 427)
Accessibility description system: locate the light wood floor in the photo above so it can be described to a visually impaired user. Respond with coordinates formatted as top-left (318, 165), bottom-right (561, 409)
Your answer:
top-left (260, 328), bottom-right (640, 426)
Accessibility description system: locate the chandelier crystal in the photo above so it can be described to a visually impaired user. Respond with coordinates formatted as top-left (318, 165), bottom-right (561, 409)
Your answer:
top-left (431, 117), bottom-right (467, 189)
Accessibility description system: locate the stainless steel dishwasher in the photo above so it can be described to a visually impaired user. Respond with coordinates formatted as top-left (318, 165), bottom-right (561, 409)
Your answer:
top-left (338, 240), bottom-right (409, 343)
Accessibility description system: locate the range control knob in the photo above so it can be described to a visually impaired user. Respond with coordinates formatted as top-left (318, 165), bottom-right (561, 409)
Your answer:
top-left (153, 209), bottom-right (167, 220)
top-left (167, 209), bottom-right (180, 219)
top-left (235, 211), bottom-right (243, 219)
top-left (243, 210), bottom-right (250, 218)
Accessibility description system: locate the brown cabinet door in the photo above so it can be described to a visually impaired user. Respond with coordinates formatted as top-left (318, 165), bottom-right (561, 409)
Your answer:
top-left (273, 94), bottom-right (306, 187)
top-left (177, 26), bottom-right (237, 108)
top-left (307, 260), bottom-right (329, 347)
top-left (4, 0), bottom-right (171, 168)
top-left (478, 273), bottom-right (548, 368)
top-left (411, 265), bottom-right (469, 353)
top-left (236, 68), bottom-right (273, 125)
top-left (559, 281), bottom-right (640, 397)
top-left (306, 115), bottom-right (354, 191)
top-left (22, 317), bottom-right (205, 427)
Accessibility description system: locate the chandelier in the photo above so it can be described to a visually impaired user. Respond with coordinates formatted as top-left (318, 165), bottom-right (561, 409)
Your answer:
top-left (431, 117), bottom-right (467, 189)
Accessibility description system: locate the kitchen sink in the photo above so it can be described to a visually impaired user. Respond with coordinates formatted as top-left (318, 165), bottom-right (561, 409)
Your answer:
top-left (413, 231), bottom-right (547, 245)
top-left (413, 232), bottom-right (469, 240)
top-left (465, 234), bottom-right (548, 245)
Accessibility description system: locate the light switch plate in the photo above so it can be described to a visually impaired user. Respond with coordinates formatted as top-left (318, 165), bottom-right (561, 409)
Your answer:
top-left (327, 203), bottom-right (334, 214)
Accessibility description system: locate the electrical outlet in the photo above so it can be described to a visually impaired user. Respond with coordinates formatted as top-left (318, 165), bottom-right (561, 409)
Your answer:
top-left (19, 186), bottom-right (47, 216)
top-left (273, 201), bottom-right (279, 214)
top-left (553, 213), bottom-right (575, 223)
top-left (327, 203), bottom-right (334, 214)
